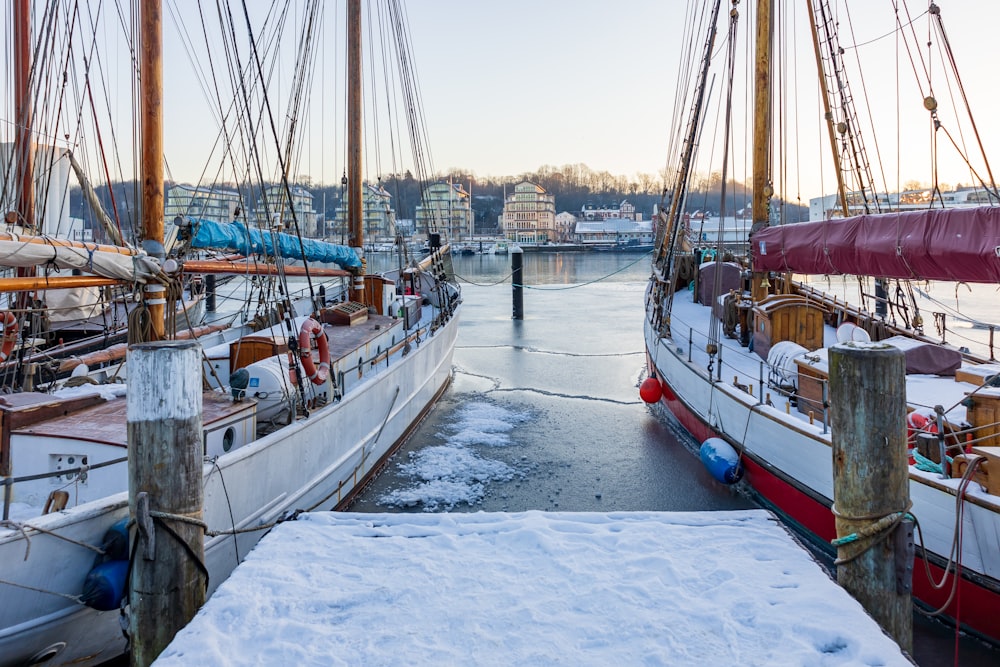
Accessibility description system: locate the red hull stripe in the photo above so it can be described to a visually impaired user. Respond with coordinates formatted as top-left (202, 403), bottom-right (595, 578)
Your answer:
top-left (653, 362), bottom-right (1000, 643)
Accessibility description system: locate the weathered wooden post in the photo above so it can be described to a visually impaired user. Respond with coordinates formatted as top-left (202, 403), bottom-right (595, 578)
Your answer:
top-left (828, 342), bottom-right (912, 653)
top-left (511, 245), bottom-right (524, 320)
top-left (127, 340), bottom-right (205, 666)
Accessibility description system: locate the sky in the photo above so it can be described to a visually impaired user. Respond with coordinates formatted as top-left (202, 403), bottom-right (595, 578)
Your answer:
top-left (153, 510), bottom-right (913, 666)
top-left (356, 0), bottom-right (1000, 200)
top-left (6, 1), bottom-right (1000, 203)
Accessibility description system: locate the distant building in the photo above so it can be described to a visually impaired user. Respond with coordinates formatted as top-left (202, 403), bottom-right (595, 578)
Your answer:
top-left (555, 212), bottom-right (578, 242)
top-left (501, 181), bottom-right (556, 244)
top-left (574, 218), bottom-right (653, 248)
top-left (167, 183), bottom-right (246, 225)
top-left (808, 187), bottom-right (996, 221)
top-left (580, 200), bottom-right (640, 222)
top-left (258, 185), bottom-right (319, 237)
top-left (415, 181), bottom-right (472, 241)
top-left (332, 182), bottom-right (395, 242)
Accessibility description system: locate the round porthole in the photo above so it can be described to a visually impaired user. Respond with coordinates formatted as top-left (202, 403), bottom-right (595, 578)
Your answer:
top-left (28, 643), bottom-right (66, 664)
top-left (222, 427), bottom-right (236, 453)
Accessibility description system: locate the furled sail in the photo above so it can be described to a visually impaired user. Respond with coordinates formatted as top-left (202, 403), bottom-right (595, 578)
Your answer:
top-left (751, 206), bottom-right (1000, 283)
top-left (189, 219), bottom-right (362, 269)
top-left (0, 231), bottom-right (161, 282)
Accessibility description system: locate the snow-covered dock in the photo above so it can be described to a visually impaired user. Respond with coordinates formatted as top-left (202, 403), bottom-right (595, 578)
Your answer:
top-left (154, 510), bottom-right (911, 665)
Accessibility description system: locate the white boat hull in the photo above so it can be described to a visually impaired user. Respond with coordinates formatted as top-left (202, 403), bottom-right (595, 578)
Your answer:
top-left (0, 307), bottom-right (459, 666)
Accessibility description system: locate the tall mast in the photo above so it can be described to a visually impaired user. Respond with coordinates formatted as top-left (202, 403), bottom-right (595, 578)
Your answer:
top-left (750, 0), bottom-right (773, 300)
top-left (14, 0), bottom-right (33, 234)
top-left (750, 0), bottom-right (772, 232)
top-left (347, 0), bottom-right (365, 303)
top-left (140, 0), bottom-right (165, 339)
top-left (806, 0), bottom-right (849, 218)
top-left (11, 0), bottom-right (35, 313)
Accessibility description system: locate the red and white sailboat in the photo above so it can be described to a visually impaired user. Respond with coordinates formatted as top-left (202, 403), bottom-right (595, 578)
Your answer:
top-left (646, 0), bottom-right (1000, 645)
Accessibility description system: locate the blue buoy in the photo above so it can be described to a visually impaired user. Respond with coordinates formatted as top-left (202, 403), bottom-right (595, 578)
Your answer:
top-left (101, 518), bottom-right (130, 561)
top-left (81, 559), bottom-right (129, 611)
top-left (699, 437), bottom-right (744, 484)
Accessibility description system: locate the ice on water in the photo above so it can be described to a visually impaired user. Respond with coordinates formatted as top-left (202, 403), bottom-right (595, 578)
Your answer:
top-left (379, 400), bottom-right (531, 510)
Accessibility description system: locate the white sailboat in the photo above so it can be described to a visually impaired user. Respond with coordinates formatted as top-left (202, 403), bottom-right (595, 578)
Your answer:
top-left (0, 1), bottom-right (460, 664)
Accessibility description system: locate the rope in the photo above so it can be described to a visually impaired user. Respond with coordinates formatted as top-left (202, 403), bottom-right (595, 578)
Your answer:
top-left (0, 575), bottom-right (84, 603)
top-left (0, 519), bottom-right (106, 560)
top-left (454, 271), bottom-right (515, 287)
top-left (147, 510), bottom-right (207, 531)
top-left (829, 500), bottom-right (912, 565)
top-left (521, 252), bottom-right (653, 291)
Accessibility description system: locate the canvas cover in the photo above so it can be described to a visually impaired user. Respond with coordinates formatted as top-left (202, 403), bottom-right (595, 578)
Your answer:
top-left (190, 219), bottom-right (362, 269)
top-left (751, 206), bottom-right (1000, 283)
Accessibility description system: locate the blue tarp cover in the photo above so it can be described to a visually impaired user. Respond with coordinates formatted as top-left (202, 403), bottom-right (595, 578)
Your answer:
top-left (190, 219), bottom-right (361, 269)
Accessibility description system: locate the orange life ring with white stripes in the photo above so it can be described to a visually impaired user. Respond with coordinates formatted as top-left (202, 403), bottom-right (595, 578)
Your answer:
top-left (289, 318), bottom-right (330, 386)
top-left (0, 311), bottom-right (17, 362)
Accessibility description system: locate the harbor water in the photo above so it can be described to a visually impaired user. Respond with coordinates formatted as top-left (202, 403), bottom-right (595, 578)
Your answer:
top-left (352, 251), bottom-right (998, 667)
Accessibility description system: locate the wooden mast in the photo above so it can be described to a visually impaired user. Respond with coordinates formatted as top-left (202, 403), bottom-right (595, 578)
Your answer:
top-left (750, 0), bottom-right (773, 300)
top-left (13, 0), bottom-right (33, 234)
top-left (347, 0), bottom-right (366, 304)
top-left (12, 0), bottom-right (35, 313)
top-left (806, 0), bottom-right (849, 217)
top-left (140, 0), bottom-right (165, 339)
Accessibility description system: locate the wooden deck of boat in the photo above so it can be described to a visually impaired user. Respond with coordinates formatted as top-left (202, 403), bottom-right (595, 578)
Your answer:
top-left (13, 392), bottom-right (255, 447)
top-left (326, 314), bottom-right (403, 361)
top-left (5, 315), bottom-right (404, 447)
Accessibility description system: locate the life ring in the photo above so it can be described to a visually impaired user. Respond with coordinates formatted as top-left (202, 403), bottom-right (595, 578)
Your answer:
top-left (0, 311), bottom-right (17, 362)
top-left (289, 318), bottom-right (330, 386)
top-left (906, 411), bottom-right (937, 465)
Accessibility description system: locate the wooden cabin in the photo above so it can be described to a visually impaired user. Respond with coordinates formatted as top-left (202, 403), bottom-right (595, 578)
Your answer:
top-left (751, 294), bottom-right (825, 360)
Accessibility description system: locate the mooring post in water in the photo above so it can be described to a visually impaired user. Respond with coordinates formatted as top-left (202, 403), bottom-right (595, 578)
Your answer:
top-left (511, 245), bottom-right (524, 320)
top-left (828, 342), bottom-right (913, 653)
top-left (205, 273), bottom-right (216, 312)
top-left (127, 340), bottom-right (205, 667)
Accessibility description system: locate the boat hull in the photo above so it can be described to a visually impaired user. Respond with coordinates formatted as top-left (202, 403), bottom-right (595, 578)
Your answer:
top-left (644, 316), bottom-right (1000, 645)
top-left (0, 310), bottom-right (459, 666)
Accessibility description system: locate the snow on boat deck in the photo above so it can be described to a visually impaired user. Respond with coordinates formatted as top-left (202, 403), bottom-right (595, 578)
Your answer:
top-left (154, 510), bottom-right (910, 666)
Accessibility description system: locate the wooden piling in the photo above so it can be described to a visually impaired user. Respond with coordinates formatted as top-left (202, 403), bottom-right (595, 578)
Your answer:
top-left (127, 340), bottom-right (205, 666)
top-left (828, 342), bottom-right (912, 653)
top-left (511, 246), bottom-right (523, 320)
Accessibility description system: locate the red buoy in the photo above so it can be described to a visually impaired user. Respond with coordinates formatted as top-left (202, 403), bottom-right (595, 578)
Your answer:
top-left (639, 377), bottom-right (662, 403)
top-left (660, 379), bottom-right (675, 402)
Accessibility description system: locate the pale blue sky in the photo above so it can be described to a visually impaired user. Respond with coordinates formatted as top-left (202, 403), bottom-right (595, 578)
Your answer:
top-left (398, 0), bottom-right (1000, 201)
top-left (7, 1), bottom-right (998, 202)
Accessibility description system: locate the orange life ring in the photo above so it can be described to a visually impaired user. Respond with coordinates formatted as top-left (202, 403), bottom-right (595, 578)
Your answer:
top-left (289, 318), bottom-right (330, 386)
top-left (0, 311), bottom-right (17, 362)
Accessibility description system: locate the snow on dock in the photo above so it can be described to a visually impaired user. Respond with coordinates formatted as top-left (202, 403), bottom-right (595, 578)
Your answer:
top-left (154, 510), bottom-right (910, 666)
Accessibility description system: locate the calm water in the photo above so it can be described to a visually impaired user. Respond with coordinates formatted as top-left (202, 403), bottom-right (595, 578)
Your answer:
top-left (353, 251), bottom-right (998, 667)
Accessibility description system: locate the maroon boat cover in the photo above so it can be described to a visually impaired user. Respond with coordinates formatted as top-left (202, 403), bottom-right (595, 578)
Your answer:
top-left (751, 206), bottom-right (1000, 283)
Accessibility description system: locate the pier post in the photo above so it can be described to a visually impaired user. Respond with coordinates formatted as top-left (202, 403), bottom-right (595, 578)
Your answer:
top-left (828, 343), bottom-right (912, 653)
top-left (205, 273), bottom-right (216, 312)
top-left (511, 246), bottom-right (524, 320)
top-left (127, 340), bottom-right (205, 666)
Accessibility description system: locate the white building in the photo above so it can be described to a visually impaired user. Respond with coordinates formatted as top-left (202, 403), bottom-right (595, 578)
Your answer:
top-left (554, 212), bottom-right (578, 242)
top-left (574, 218), bottom-right (653, 249)
top-left (808, 187), bottom-right (995, 221)
top-left (580, 200), bottom-right (640, 222)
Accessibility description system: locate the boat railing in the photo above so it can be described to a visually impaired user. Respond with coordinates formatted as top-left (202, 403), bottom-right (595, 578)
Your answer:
top-left (1, 455), bottom-right (128, 522)
top-left (674, 311), bottom-right (831, 432)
